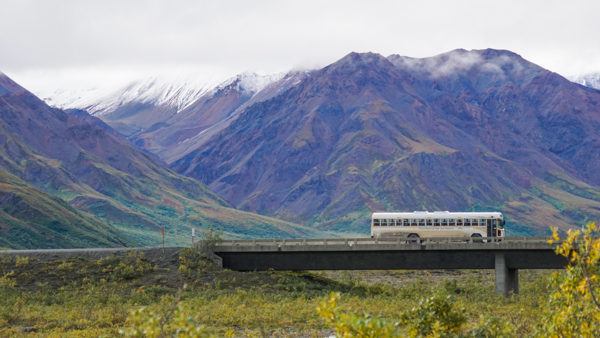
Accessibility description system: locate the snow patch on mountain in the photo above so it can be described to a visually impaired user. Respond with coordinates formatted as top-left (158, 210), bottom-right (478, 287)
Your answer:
top-left (85, 74), bottom-right (228, 116)
top-left (213, 72), bottom-right (285, 95)
top-left (41, 71), bottom-right (284, 116)
top-left (42, 86), bottom-right (116, 110)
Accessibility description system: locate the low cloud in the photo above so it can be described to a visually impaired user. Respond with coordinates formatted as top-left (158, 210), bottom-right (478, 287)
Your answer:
top-left (1, 0), bottom-right (599, 94)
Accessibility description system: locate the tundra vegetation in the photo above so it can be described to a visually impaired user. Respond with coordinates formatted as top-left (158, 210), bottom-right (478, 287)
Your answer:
top-left (0, 225), bottom-right (598, 337)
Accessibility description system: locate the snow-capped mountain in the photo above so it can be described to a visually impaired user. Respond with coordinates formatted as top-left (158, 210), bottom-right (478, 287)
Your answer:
top-left (139, 70), bottom-right (309, 163)
top-left (41, 71), bottom-right (283, 137)
top-left (568, 72), bottom-right (600, 90)
top-left (83, 74), bottom-right (226, 116)
top-left (43, 71), bottom-right (283, 116)
top-left (213, 72), bottom-right (285, 96)
top-left (42, 86), bottom-right (117, 110)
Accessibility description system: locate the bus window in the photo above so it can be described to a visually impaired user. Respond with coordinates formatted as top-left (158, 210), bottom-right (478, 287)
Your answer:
top-left (396, 219), bottom-right (402, 226)
top-left (388, 219), bottom-right (394, 226)
top-left (487, 219), bottom-right (492, 227)
top-left (433, 219), bottom-right (440, 226)
top-left (449, 219), bottom-right (456, 226)
top-left (442, 219), bottom-right (448, 226)
top-left (457, 219), bottom-right (463, 226)
top-left (426, 219), bottom-right (433, 226)
top-left (480, 219), bottom-right (486, 226)
top-left (403, 219), bottom-right (409, 226)
top-left (373, 219), bottom-right (380, 226)
top-left (464, 219), bottom-right (471, 226)
top-left (419, 219), bottom-right (425, 226)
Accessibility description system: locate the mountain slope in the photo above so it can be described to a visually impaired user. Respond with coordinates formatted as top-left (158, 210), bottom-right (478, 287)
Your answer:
top-left (44, 71), bottom-right (300, 163)
top-left (0, 170), bottom-right (123, 249)
top-left (131, 72), bottom-right (299, 162)
top-left (78, 75), bottom-right (224, 136)
top-left (171, 49), bottom-right (600, 235)
top-left (0, 72), bottom-right (323, 248)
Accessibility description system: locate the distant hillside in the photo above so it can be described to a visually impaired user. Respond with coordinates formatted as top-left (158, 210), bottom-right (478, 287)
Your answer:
top-left (0, 72), bottom-right (323, 248)
top-left (0, 171), bottom-right (123, 249)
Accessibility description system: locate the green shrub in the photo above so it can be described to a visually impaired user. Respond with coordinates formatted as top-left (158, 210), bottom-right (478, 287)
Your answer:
top-left (0, 271), bottom-right (16, 288)
top-left (120, 293), bottom-right (220, 338)
top-left (467, 316), bottom-right (515, 337)
top-left (317, 292), bottom-right (401, 337)
top-left (100, 251), bottom-right (156, 281)
top-left (317, 291), bottom-right (514, 337)
top-left (178, 228), bottom-right (223, 277)
top-left (399, 292), bottom-right (466, 337)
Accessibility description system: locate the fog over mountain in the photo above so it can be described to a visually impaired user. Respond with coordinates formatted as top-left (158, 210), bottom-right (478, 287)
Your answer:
top-left (570, 72), bottom-right (600, 90)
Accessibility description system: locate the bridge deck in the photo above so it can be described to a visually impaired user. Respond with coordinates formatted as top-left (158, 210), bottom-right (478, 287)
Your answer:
top-left (0, 238), bottom-right (566, 296)
top-left (214, 237), bottom-right (555, 252)
top-left (213, 237), bottom-right (565, 272)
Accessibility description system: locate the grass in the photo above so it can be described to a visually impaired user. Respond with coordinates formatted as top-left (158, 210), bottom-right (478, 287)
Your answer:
top-left (0, 250), bottom-right (555, 336)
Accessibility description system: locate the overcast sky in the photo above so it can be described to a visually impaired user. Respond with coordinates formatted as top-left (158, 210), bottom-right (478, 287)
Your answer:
top-left (1, 0), bottom-right (599, 96)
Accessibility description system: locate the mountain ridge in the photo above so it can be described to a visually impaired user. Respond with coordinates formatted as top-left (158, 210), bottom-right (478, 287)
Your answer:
top-left (0, 72), bottom-right (324, 248)
top-left (31, 48), bottom-right (600, 235)
top-left (169, 49), bottom-right (600, 234)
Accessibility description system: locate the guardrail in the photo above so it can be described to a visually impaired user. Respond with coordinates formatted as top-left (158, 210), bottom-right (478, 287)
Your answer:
top-left (215, 237), bottom-right (553, 247)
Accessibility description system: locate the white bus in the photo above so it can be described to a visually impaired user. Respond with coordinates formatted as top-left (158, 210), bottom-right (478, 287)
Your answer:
top-left (371, 211), bottom-right (505, 240)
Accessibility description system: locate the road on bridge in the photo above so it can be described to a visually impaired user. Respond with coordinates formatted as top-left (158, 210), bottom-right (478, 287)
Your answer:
top-left (212, 237), bottom-right (567, 296)
top-left (1, 237), bottom-right (566, 296)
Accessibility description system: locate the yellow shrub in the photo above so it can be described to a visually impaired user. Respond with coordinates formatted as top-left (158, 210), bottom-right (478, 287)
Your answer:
top-left (539, 222), bottom-right (600, 337)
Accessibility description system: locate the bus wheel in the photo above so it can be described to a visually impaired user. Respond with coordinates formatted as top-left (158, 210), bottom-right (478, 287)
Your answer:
top-left (471, 233), bottom-right (483, 243)
top-left (407, 233), bottom-right (420, 243)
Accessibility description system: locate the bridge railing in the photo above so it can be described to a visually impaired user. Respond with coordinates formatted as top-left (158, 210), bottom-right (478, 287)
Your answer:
top-left (214, 237), bottom-right (552, 247)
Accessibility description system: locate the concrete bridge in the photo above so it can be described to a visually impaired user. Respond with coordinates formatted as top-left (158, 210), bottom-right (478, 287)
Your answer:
top-left (213, 237), bottom-right (567, 296)
top-left (1, 237), bottom-right (566, 296)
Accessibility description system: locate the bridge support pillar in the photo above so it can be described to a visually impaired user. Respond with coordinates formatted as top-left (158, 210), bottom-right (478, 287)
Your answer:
top-left (495, 253), bottom-right (518, 296)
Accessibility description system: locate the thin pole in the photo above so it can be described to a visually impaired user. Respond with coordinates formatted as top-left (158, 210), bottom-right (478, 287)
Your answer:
top-left (161, 225), bottom-right (165, 254)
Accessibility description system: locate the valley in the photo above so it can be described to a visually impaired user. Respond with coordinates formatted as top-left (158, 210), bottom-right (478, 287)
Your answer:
top-left (0, 246), bottom-right (560, 336)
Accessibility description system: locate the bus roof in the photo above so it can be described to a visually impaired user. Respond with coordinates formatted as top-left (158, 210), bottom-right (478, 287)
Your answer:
top-left (372, 211), bottom-right (503, 218)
